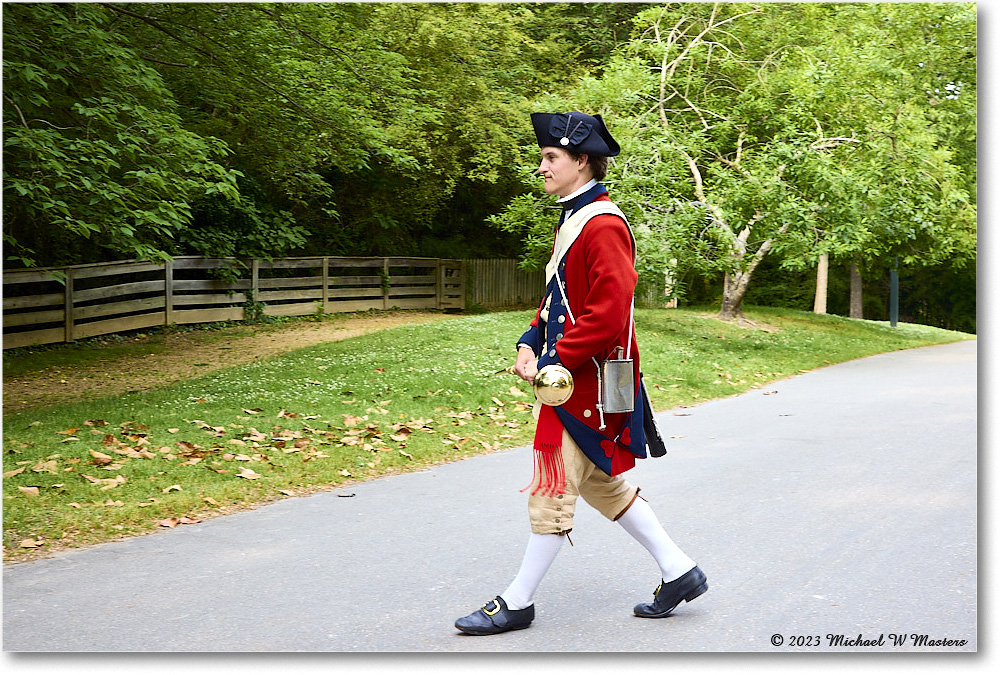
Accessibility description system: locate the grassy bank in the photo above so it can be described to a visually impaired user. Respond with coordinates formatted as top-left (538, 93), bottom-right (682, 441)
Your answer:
top-left (2, 306), bottom-right (972, 561)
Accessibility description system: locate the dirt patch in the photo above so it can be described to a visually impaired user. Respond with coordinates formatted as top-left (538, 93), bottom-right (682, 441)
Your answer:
top-left (722, 316), bottom-right (781, 333)
top-left (696, 311), bottom-right (782, 333)
top-left (3, 311), bottom-right (454, 413)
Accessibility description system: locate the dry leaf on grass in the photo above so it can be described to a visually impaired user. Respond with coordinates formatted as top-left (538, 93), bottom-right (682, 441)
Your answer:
top-left (81, 474), bottom-right (127, 490)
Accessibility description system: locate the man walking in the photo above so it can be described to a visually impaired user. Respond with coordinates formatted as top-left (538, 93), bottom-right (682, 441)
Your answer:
top-left (455, 111), bottom-right (707, 635)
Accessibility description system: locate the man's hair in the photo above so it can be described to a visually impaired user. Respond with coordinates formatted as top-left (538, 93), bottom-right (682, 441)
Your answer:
top-left (570, 151), bottom-right (609, 181)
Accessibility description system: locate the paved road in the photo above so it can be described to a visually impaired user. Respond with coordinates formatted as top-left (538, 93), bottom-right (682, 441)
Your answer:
top-left (3, 340), bottom-right (977, 652)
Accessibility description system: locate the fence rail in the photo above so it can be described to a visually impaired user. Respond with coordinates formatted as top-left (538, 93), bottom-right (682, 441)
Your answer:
top-left (3, 256), bottom-right (465, 349)
top-left (3, 256), bottom-right (672, 349)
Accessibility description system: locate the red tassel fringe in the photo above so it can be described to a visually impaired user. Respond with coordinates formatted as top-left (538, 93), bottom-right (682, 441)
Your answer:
top-left (523, 404), bottom-right (566, 496)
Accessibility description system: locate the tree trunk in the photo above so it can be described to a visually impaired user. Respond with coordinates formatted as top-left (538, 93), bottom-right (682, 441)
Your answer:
top-left (813, 253), bottom-right (829, 314)
top-left (849, 259), bottom-right (863, 319)
top-left (719, 270), bottom-right (750, 320)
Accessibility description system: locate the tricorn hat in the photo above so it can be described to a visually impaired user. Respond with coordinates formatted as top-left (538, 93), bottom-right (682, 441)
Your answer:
top-left (531, 111), bottom-right (620, 157)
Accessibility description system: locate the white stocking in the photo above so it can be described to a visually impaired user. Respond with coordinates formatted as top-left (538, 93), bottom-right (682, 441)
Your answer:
top-left (500, 533), bottom-right (565, 610)
top-left (617, 498), bottom-right (695, 582)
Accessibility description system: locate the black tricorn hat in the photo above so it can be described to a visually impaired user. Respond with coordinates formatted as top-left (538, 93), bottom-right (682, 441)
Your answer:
top-left (531, 111), bottom-right (620, 157)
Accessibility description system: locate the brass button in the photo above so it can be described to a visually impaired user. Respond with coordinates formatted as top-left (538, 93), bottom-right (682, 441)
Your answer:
top-left (583, 409), bottom-right (592, 418)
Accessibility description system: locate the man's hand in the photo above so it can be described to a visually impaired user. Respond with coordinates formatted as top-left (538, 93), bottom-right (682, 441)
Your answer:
top-left (514, 346), bottom-right (539, 383)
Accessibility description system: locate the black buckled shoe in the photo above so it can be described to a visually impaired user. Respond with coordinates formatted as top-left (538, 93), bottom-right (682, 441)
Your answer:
top-left (633, 565), bottom-right (707, 618)
top-left (455, 596), bottom-right (535, 635)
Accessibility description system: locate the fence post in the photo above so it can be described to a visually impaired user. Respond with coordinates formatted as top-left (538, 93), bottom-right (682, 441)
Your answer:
top-left (382, 258), bottom-right (390, 310)
top-left (436, 260), bottom-right (444, 310)
top-left (459, 259), bottom-right (468, 310)
top-left (322, 257), bottom-right (329, 313)
top-left (63, 267), bottom-right (75, 343)
top-left (164, 259), bottom-right (174, 326)
top-left (250, 259), bottom-right (260, 321)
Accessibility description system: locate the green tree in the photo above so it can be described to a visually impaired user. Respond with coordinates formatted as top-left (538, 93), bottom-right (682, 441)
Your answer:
top-left (104, 3), bottom-right (592, 259)
top-left (3, 2), bottom-right (241, 267)
top-left (765, 3), bottom-right (976, 318)
top-left (101, 1), bottom-right (431, 260)
top-left (4, 3), bottom-right (646, 267)
top-left (494, 3), bottom-right (975, 321)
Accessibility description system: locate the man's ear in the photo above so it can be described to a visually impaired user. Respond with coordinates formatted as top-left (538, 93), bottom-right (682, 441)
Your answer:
top-left (577, 153), bottom-right (589, 169)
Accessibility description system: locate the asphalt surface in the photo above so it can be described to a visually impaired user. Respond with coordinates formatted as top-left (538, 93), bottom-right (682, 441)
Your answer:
top-left (3, 339), bottom-right (978, 652)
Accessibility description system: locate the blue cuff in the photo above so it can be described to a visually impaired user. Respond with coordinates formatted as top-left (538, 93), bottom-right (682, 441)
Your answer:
top-left (517, 325), bottom-right (543, 354)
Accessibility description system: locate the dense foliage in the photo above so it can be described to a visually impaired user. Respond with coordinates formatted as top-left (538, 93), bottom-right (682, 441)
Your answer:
top-left (493, 3), bottom-right (975, 319)
top-left (3, 2), bottom-right (645, 266)
top-left (2, 3), bottom-right (975, 329)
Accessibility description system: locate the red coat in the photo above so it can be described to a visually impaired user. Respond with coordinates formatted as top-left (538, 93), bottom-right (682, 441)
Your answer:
top-left (519, 193), bottom-right (645, 476)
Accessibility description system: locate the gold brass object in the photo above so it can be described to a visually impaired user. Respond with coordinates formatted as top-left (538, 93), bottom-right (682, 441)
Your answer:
top-left (533, 364), bottom-right (574, 406)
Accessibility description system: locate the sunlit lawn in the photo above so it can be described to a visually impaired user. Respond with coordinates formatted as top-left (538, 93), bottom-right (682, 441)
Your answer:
top-left (2, 306), bottom-right (972, 560)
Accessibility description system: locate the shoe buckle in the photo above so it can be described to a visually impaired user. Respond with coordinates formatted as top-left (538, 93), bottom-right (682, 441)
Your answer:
top-left (483, 599), bottom-right (502, 616)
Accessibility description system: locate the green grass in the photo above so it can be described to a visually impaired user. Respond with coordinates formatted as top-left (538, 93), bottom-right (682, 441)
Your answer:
top-left (2, 306), bottom-right (972, 560)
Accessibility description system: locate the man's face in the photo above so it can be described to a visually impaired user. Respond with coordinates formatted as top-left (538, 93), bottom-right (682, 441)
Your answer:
top-left (537, 146), bottom-right (588, 198)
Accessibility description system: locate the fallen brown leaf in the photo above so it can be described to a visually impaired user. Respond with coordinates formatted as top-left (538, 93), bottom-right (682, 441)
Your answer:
top-left (81, 474), bottom-right (127, 490)
top-left (89, 449), bottom-right (114, 465)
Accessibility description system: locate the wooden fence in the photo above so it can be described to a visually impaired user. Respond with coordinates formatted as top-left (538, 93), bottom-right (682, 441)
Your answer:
top-left (2, 256), bottom-right (674, 349)
top-left (467, 258), bottom-right (674, 309)
top-left (466, 258), bottom-right (546, 308)
top-left (3, 256), bottom-right (465, 349)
